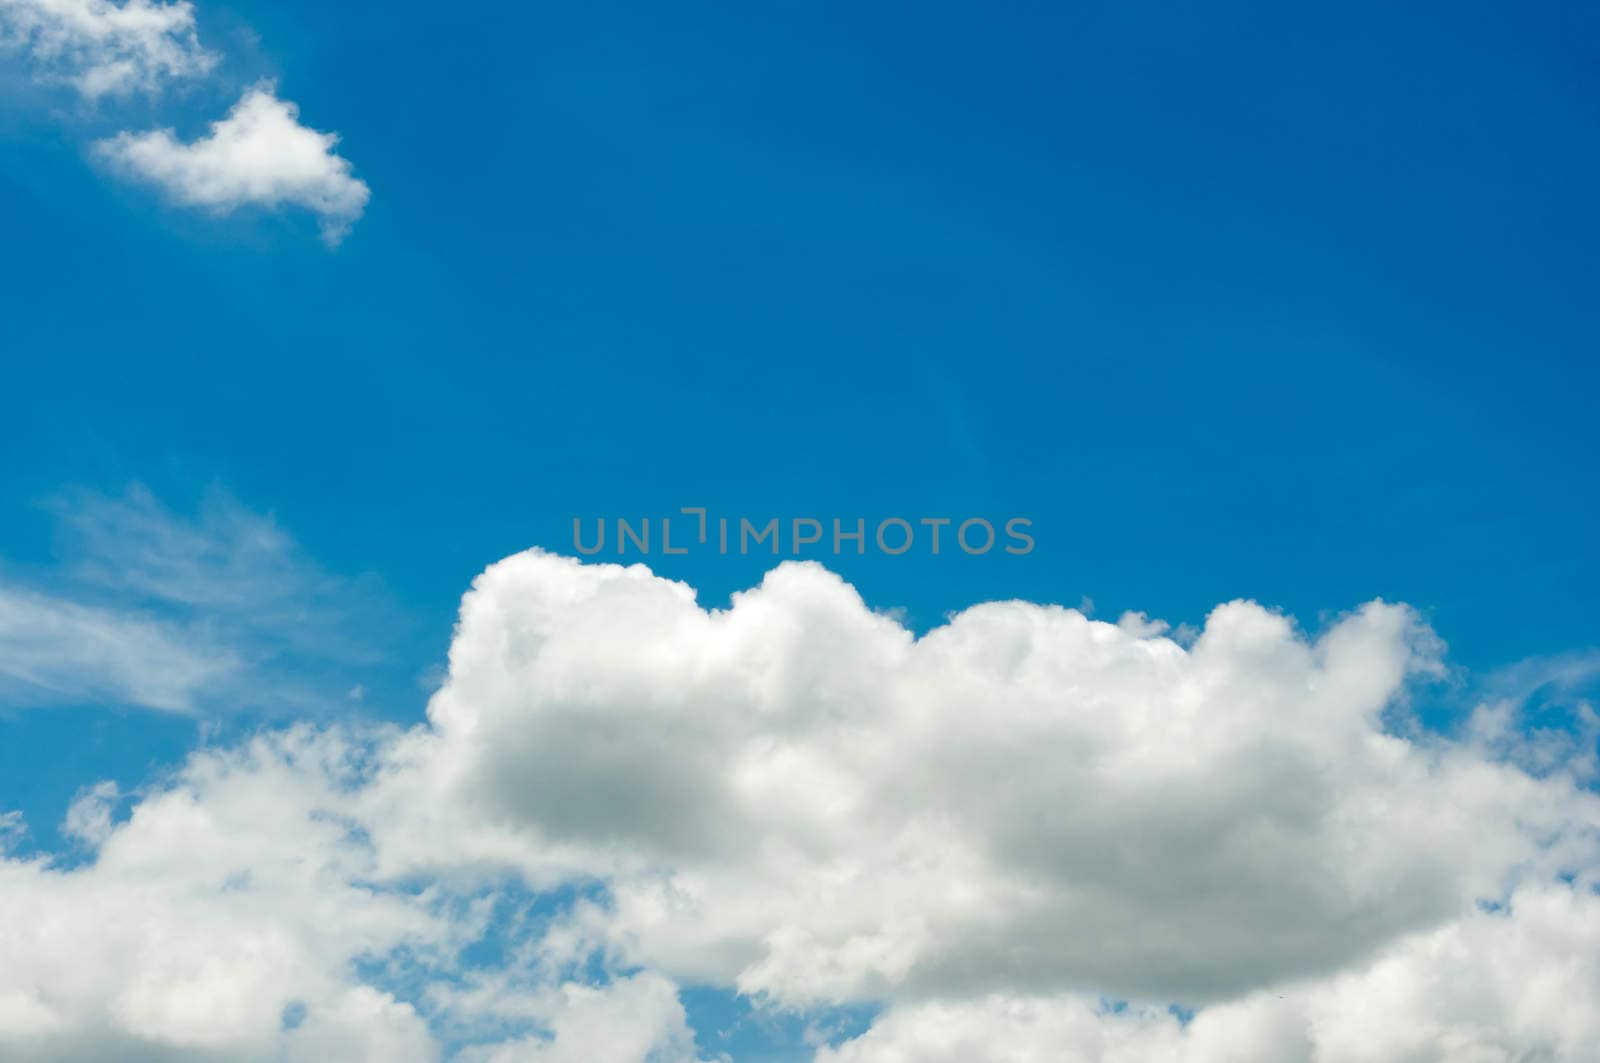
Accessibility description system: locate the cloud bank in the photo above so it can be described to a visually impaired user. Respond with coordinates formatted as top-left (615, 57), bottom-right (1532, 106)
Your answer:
top-left (408, 553), bottom-right (1600, 1008)
top-left (1, 549), bottom-right (1597, 1059)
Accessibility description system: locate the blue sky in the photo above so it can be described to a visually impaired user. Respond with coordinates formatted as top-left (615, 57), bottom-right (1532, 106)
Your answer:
top-left (2, 2), bottom-right (1600, 1060)
top-left (5, 0), bottom-right (1597, 664)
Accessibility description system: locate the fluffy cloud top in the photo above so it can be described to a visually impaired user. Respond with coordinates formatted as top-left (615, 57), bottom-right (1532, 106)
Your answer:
top-left (414, 553), bottom-right (1598, 1008)
top-left (98, 86), bottom-right (372, 244)
top-left (1, 548), bottom-right (1598, 1060)
top-left (0, 0), bottom-right (214, 97)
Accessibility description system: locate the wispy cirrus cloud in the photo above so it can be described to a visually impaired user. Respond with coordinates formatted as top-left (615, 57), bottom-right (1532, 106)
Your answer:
top-left (0, 484), bottom-right (389, 715)
top-left (0, 585), bottom-right (235, 712)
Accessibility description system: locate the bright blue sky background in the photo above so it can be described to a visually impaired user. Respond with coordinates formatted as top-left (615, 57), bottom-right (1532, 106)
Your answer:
top-left (2, 5), bottom-right (1598, 1049)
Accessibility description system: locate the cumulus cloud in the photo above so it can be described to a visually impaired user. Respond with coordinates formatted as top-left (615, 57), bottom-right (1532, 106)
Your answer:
top-left (408, 552), bottom-right (1600, 1009)
top-left (2, 548), bottom-right (1599, 1060)
top-left (819, 883), bottom-right (1600, 1061)
top-left (0, 0), bottom-right (214, 98)
top-left (0, 730), bottom-right (442, 1060)
top-left (0, 728), bottom-right (710, 1062)
top-left (97, 86), bottom-right (371, 244)
top-left (449, 975), bottom-right (709, 1063)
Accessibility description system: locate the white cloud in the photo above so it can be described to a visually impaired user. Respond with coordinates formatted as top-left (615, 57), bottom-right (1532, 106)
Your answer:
top-left (0, 729), bottom-right (447, 1060)
top-left (2, 547), bottom-right (1599, 1059)
top-left (0, 0), bottom-right (369, 244)
top-left (0, 0), bottom-right (214, 98)
top-left (0, 727), bottom-right (709, 1062)
top-left (404, 552), bottom-right (1600, 1010)
top-left (819, 883), bottom-right (1600, 1061)
top-left (97, 86), bottom-right (371, 244)
top-left (450, 975), bottom-right (709, 1063)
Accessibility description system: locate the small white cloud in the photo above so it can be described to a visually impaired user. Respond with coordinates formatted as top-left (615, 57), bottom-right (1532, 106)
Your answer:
top-left (97, 85), bottom-right (371, 244)
top-left (0, 0), bottom-right (215, 97)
